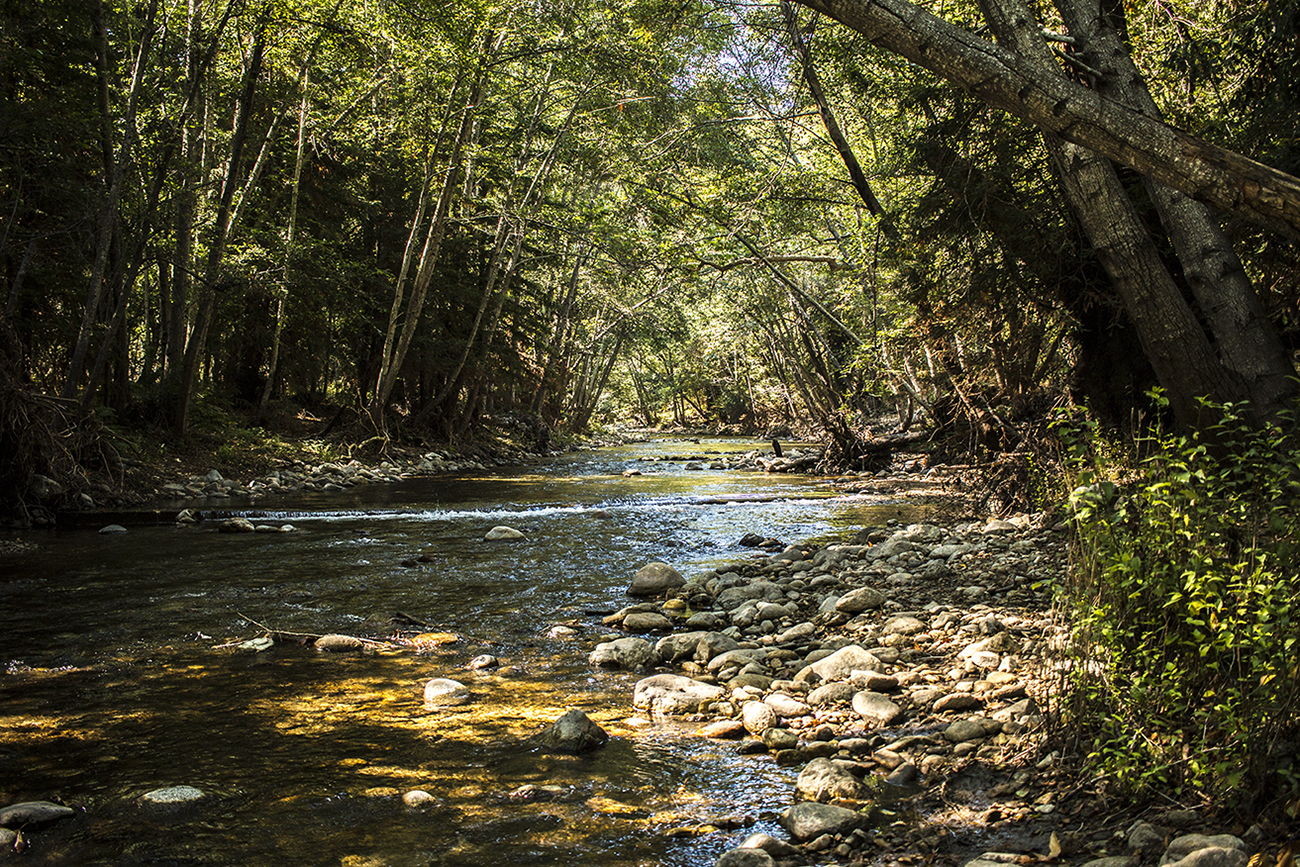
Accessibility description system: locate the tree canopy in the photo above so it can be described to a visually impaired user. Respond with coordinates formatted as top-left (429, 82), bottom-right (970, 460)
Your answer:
top-left (2, 0), bottom-right (1298, 454)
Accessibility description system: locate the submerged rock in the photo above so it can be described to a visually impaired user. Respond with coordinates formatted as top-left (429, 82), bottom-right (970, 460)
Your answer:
top-left (141, 786), bottom-right (206, 804)
top-left (314, 634), bottom-right (366, 653)
top-left (0, 800), bottom-right (75, 828)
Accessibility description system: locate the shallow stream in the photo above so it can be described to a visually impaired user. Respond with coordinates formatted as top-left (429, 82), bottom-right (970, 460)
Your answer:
top-left (0, 439), bottom-right (928, 866)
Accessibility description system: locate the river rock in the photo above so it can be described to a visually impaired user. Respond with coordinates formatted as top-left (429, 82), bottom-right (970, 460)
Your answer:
top-left (701, 719), bottom-right (747, 738)
top-left (881, 614), bottom-right (926, 635)
top-left (402, 790), bottom-right (437, 808)
top-left (715, 849), bottom-right (776, 867)
top-left (315, 634), bottom-right (366, 652)
top-left (807, 681), bottom-right (856, 706)
top-left (0, 800), bottom-right (75, 828)
top-left (795, 757), bottom-right (870, 802)
top-left (467, 654), bottom-right (499, 670)
top-left (944, 716), bottom-right (1000, 742)
top-left (484, 526), bottom-right (526, 541)
top-left (589, 637), bottom-right (658, 670)
top-left (742, 700), bottom-right (779, 735)
top-left (633, 674), bottom-right (724, 715)
top-left (656, 631), bottom-right (738, 663)
top-left (141, 786), bottom-right (206, 804)
top-left (780, 801), bottom-right (870, 841)
top-left (99, 523), bottom-right (128, 534)
top-left (795, 644), bottom-right (882, 685)
top-left (1163, 851), bottom-right (1248, 867)
top-left (762, 727), bottom-right (798, 751)
top-left (737, 832), bottom-right (802, 858)
top-left (534, 709), bottom-right (609, 753)
top-left (1159, 836), bottom-right (1247, 867)
top-left (835, 586), bottom-right (885, 613)
top-left (934, 692), bottom-right (983, 712)
top-left (623, 611), bottom-right (672, 633)
top-left (628, 562), bottom-right (686, 597)
top-left (218, 517), bottom-right (255, 533)
top-left (423, 678), bottom-right (471, 707)
top-left (765, 692), bottom-right (810, 718)
top-left (852, 691), bottom-right (902, 725)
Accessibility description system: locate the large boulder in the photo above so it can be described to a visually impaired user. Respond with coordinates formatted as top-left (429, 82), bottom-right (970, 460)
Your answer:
top-left (589, 637), bottom-right (659, 671)
top-left (795, 757), bottom-right (871, 802)
top-left (633, 674), bottom-right (724, 715)
top-left (780, 801), bottom-right (871, 841)
top-left (628, 562), bottom-right (686, 597)
top-left (534, 709), bottom-right (609, 753)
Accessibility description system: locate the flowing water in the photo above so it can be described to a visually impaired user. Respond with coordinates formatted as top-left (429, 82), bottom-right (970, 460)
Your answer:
top-left (0, 439), bottom-right (927, 867)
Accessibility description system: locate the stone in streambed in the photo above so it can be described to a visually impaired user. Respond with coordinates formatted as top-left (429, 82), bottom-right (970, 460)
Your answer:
top-left (423, 678), bottom-right (471, 708)
top-left (0, 800), bottom-right (75, 828)
top-left (534, 709), bottom-right (608, 754)
top-left (1159, 836), bottom-right (1247, 867)
top-left (633, 674), bottom-right (724, 715)
top-left (99, 523), bottom-right (129, 534)
top-left (484, 526), bottom-right (526, 541)
top-left (655, 631), bottom-right (738, 664)
top-left (218, 517), bottom-right (255, 533)
top-left (741, 700), bottom-right (778, 735)
top-left (795, 644), bottom-right (882, 685)
top-left (589, 637), bottom-right (658, 670)
top-left (622, 611), bottom-right (672, 633)
top-left (780, 801), bottom-right (871, 842)
top-left (795, 757), bottom-right (871, 802)
top-left (315, 634), bottom-right (366, 652)
top-left (715, 849), bottom-right (776, 867)
top-left (852, 691), bottom-right (902, 726)
top-left (141, 786), bottom-right (206, 804)
top-left (835, 586), bottom-right (885, 613)
top-left (628, 562), bottom-right (685, 597)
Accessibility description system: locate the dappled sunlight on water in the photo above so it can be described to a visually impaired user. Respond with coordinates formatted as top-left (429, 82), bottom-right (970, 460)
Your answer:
top-left (0, 438), bottom-right (927, 865)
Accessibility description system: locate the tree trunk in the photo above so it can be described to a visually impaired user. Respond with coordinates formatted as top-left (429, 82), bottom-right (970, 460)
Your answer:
top-left (793, 0), bottom-right (1300, 240)
top-left (978, 0), bottom-right (1244, 425)
top-left (173, 23), bottom-right (266, 434)
top-left (1050, 0), bottom-right (1295, 417)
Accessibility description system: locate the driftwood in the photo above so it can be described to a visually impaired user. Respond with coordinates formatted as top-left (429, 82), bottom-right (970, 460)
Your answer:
top-left (850, 429), bottom-right (933, 471)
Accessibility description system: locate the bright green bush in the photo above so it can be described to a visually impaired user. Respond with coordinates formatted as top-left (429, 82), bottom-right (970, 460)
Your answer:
top-left (1060, 394), bottom-right (1300, 811)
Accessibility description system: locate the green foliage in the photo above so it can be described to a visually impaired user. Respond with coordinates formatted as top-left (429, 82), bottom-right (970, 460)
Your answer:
top-left (1059, 393), bottom-right (1300, 811)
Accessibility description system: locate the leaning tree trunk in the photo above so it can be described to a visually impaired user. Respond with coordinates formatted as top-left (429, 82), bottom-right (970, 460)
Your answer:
top-left (1049, 0), bottom-right (1295, 418)
top-left (977, 0), bottom-right (1247, 424)
top-left (793, 0), bottom-right (1300, 240)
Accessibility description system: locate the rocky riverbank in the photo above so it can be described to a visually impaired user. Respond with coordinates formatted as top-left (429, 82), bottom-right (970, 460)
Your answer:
top-left (581, 516), bottom-right (1281, 867)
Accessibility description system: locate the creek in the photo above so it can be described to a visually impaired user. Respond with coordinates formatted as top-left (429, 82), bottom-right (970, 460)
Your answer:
top-left (0, 438), bottom-right (931, 867)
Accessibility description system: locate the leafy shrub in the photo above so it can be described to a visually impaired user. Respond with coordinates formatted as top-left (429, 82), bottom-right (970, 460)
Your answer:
top-left (1059, 393), bottom-right (1300, 812)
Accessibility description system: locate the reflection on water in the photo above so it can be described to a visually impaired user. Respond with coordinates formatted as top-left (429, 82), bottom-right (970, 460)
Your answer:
top-left (0, 439), bottom-right (920, 865)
